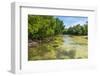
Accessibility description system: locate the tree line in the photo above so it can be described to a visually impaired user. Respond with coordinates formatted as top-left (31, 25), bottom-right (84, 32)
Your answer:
top-left (63, 23), bottom-right (88, 35)
top-left (28, 15), bottom-right (65, 40)
top-left (28, 15), bottom-right (88, 41)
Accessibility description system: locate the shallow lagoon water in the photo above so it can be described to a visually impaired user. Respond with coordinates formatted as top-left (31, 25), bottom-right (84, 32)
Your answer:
top-left (57, 35), bottom-right (88, 59)
top-left (28, 35), bottom-right (88, 60)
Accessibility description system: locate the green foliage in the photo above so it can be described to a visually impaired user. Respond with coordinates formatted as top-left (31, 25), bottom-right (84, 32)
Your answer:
top-left (28, 15), bottom-right (65, 40)
top-left (63, 23), bottom-right (88, 35)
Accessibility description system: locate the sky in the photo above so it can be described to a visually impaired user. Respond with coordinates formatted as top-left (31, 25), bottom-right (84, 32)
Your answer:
top-left (56, 16), bottom-right (88, 28)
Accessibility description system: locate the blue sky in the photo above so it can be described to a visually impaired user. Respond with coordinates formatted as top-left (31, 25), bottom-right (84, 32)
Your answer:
top-left (56, 16), bottom-right (88, 28)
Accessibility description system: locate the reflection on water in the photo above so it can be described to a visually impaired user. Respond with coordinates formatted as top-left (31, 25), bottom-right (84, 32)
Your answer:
top-left (28, 35), bottom-right (88, 60)
top-left (57, 35), bottom-right (88, 59)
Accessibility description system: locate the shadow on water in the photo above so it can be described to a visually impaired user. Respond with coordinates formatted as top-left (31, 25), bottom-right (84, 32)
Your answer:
top-left (56, 48), bottom-right (76, 59)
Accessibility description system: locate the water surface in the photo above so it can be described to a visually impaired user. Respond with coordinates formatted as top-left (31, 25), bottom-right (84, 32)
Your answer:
top-left (28, 35), bottom-right (88, 60)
